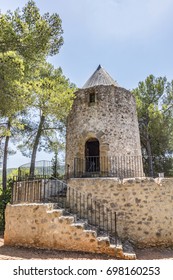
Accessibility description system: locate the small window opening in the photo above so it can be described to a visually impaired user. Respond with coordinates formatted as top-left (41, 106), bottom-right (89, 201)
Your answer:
top-left (85, 138), bottom-right (100, 172)
top-left (89, 92), bottom-right (95, 104)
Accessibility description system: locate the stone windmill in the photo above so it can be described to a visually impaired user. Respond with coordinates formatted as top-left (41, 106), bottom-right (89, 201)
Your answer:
top-left (66, 65), bottom-right (143, 178)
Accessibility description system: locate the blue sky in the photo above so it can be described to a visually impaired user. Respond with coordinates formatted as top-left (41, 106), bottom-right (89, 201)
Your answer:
top-left (1, 0), bottom-right (173, 167)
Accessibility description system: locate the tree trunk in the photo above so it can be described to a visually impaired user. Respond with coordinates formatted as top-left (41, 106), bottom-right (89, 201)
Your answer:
top-left (2, 120), bottom-right (11, 191)
top-left (54, 152), bottom-right (58, 177)
top-left (146, 133), bottom-right (154, 177)
top-left (29, 114), bottom-right (45, 176)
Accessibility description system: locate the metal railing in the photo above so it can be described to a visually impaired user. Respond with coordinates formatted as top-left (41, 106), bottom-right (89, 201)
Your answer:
top-left (18, 160), bottom-right (52, 178)
top-left (18, 160), bottom-right (65, 178)
top-left (66, 186), bottom-right (117, 242)
top-left (11, 177), bottom-right (117, 242)
top-left (12, 176), bottom-right (67, 204)
top-left (16, 156), bottom-right (173, 180)
top-left (13, 174), bottom-right (50, 182)
top-left (73, 155), bottom-right (173, 178)
top-left (74, 156), bottom-right (144, 178)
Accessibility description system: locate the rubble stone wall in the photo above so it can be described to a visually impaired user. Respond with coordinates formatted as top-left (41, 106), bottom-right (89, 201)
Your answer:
top-left (4, 204), bottom-right (117, 256)
top-left (68, 178), bottom-right (173, 247)
top-left (66, 85), bottom-right (142, 176)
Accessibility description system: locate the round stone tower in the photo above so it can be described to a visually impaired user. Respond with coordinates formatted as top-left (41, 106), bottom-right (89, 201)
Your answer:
top-left (66, 65), bottom-right (143, 178)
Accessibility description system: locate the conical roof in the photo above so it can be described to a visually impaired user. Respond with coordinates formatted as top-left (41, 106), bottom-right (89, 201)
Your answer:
top-left (82, 65), bottom-right (119, 89)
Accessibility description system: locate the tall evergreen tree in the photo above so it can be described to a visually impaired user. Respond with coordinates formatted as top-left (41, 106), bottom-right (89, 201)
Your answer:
top-left (18, 63), bottom-right (75, 176)
top-left (132, 75), bottom-right (173, 176)
top-left (0, 0), bottom-right (65, 189)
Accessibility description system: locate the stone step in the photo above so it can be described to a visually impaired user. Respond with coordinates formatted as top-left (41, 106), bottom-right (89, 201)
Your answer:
top-left (63, 211), bottom-right (77, 218)
top-left (122, 240), bottom-right (136, 260)
top-left (123, 252), bottom-right (136, 260)
top-left (71, 223), bottom-right (86, 230)
top-left (83, 229), bottom-right (97, 238)
top-left (47, 209), bottom-right (64, 217)
top-left (51, 203), bottom-right (136, 259)
top-left (113, 238), bottom-right (124, 259)
top-left (97, 236), bottom-right (110, 247)
top-left (59, 215), bottom-right (75, 224)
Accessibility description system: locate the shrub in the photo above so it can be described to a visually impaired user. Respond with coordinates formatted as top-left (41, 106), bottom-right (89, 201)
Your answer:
top-left (0, 180), bottom-right (12, 233)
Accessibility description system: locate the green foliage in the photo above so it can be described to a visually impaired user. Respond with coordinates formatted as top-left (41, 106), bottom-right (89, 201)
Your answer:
top-left (0, 0), bottom-right (67, 186)
top-left (0, 51), bottom-right (30, 118)
top-left (31, 63), bottom-right (76, 120)
top-left (51, 152), bottom-right (65, 180)
top-left (132, 75), bottom-right (173, 176)
top-left (0, 169), bottom-right (18, 232)
top-left (0, 1), bottom-right (63, 66)
top-left (6, 168), bottom-right (18, 180)
top-left (17, 62), bottom-right (76, 175)
top-left (0, 0), bottom-right (64, 119)
top-left (0, 182), bottom-right (12, 232)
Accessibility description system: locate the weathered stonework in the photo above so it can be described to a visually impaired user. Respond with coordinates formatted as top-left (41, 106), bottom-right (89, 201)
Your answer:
top-left (68, 178), bottom-right (173, 247)
top-left (66, 85), bottom-right (143, 177)
top-left (4, 203), bottom-right (134, 259)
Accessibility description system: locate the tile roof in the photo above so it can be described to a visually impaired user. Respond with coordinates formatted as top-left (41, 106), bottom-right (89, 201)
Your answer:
top-left (82, 65), bottom-right (119, 89)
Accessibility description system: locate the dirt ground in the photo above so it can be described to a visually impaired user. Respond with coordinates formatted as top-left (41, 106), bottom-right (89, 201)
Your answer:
top-left (0, 237), bottom-right (173, 260)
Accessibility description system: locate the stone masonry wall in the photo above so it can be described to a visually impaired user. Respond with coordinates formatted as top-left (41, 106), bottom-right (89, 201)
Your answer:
top-left (66, 85), bottom-right (142, 176)
top-left (68, 178), bottom-right (173, 247)
top-left (4, 204), bottom-right (122, 257)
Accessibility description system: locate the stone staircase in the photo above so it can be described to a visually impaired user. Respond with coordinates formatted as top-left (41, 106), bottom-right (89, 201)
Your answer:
top-left (11, 177), bottom-right (136, 259)
top-left (50, 204), bottom-right (136, 259)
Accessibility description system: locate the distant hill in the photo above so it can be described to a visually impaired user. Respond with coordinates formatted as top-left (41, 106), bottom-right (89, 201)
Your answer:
top-left (0, 167), bottom-right (18, 177)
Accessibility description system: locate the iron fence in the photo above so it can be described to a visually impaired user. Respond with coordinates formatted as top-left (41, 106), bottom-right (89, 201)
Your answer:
top-left (11, 177), bottom-right (117, 242)
top-left (17, 156), bottom-right (173, 180)
top-left (18, 160), bottom-right (65, 178)
top-left (74, 156), bottom-right (144, 178)
top-left (13, 174), bottom-right (50, 182)
top-left (73, 155), bottom-right (173, 178)
top-left (66, 186), bottom-right (117, 242)
top-left (18, 160), bottom-right (52, 178)
top-left (12, 177), bottom-right (67, 204)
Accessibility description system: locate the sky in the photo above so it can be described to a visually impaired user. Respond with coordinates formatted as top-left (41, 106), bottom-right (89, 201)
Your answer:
top-left (1, 0), bottom-right (173, 168)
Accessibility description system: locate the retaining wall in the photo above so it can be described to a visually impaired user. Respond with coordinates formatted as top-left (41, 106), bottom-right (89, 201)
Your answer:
top-left (68, 178), bottom-right (173, 247)
top-left (4, 203), bottom-right (120, 257)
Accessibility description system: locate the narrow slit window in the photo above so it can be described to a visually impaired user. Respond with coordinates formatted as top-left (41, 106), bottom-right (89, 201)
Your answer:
top-left (89, 92), bottom-right (95, 104)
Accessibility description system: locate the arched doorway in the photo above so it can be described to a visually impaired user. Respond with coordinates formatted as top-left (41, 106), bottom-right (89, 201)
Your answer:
top-left (85, 138), bottom-right (100, 172)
